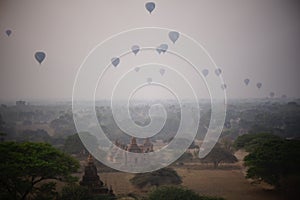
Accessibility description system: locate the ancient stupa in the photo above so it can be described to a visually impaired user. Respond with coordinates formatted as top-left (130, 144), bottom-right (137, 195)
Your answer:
top-left (80, 154), bottom-right (114, 196)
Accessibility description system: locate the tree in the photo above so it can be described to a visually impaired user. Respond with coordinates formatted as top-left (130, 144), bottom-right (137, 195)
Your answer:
top-left (63, 133), bottom-right (98, 155)
top-left (0, 114), bottom-right (7, 142)
top-left (64, 133), bottom-right (85, 155)
top-left (0, 114), bottom-right (4, 130)
top-left (244, 139), bottom-right (300, 194)
top-left (17, 129), bottom-right (51, 143)
top-left (233, 133), bottom-right (281, 152)
top-left (130, 168), bottom-right (182, 189)
top-left (188, 141), bottom-right (199, 149)
top-left (59, 184), bottom-right (92, 200)
top-left (0, 142), bottom-right (80, 200)
top-left (199, 144), bottom-right (237, 168)
top-left (50, 113), bottom-right (76, 137)
top-left (148, 186), bottom-right (225, 200)
top-left (176, 152), bottom-right (194, 164)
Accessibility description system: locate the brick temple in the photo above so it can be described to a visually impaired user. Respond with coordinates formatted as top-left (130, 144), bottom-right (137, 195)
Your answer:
top-left (80, 154), bottom-right (114, 197)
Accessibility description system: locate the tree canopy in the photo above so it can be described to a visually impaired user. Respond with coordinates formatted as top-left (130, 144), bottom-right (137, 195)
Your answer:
top-left (63, 133), bottom-right (98, 155)
top-left (233, 133), bottom-right (281, 152)
top-left (0, 142), bottom-right (79, 200)
top-left (243, 138), bottom-right (300, 198)
top-left (199, 144), bottom-right (237, 168)
top-left (130, 168), bottom-right (182, 189)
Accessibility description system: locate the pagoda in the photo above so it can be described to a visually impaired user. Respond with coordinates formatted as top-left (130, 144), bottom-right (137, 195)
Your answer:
top-left (80, 154), bottom-right (114, 196)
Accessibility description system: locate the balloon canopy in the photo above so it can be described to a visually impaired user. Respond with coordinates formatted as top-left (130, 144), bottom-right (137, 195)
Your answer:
top-left (221, 84), bottom-right (227, 90)
top-left (147, 77), bottom-right (152, 84)
top-left (34, 52), bottom-right (46, 64)
top-left (202, 69), bottom-right (209, 77)
top-left (134, 67), bottom-right (140, 72)
top-left (159, 68), bottom-right (165, 76)
top-left (145, 2), bottom-right (155, 14)
top-left (215, 68), bottom-right (222, 76)
top-left (256, 82), bottom-right (262, 89)
top-left (131, 45), bottom-right (140, 55)
top-left (5, 29), bottom-right (12, 36)
top-left (156, 44), bottom-right (168, 54)
top-left (168, 31), bottom-right (180, 44)
top-left (244, 78), bottom-right (250, 85)
top-left (111, 57), bottom-right (120, 67)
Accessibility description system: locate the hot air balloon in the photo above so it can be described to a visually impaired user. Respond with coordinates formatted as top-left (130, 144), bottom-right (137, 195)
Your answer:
top-left (145, 2), bottom-right (155, 14)
top-left (270, 92), bottom-right (275, 98)
top-left (256, 82), bottom-right (262, 89)
top-left (244, 78), bottom-right (250, 85)
top-left (168, 31), bottom-right (180, 44)
top-left (160, 44), bottom-right (168, 53)
top-left (34, 52), bottom-right (46, 64)
top-left (221, 84), bottom-right (227, 90)
top-left (156, 48), bottom-right (162, 54)
top-left (131, 45), bottom-right (140, 55)
top-left (134, 67), bottom-right (140, 72)
top-left (215, 68), bottom-right (222, 76)
top-left (156, 44), bottom-right (168, 54)
top-left (202, 69), bottom-right (209, 77)
top-left (5, 29), bottom-right (12, 36)
top-left (111, 57), bottom-right (120, 67)
top-left (159, 68), bottom-right (165, 76)
top-left (147, 77), bottom-right (152, 84)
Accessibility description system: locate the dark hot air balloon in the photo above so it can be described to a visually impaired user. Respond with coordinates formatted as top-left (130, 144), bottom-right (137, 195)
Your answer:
top-left (111, 57), bottom-right (120, 67)
top-left (256, 82), bottom-right (262, 89)
top-left (202, 69), bottom-right (209, 77)
top-left (168, 31), bottom-right (180, 44)
top-left (215, 68), bottom-right (222, 76)
top-left (5, 29), bottom-right (12, 36)
top-left (34, 51), bottom-right (46, 64)
top-left (131, 45), bottom-right (140, 55)
top-left (145, 2), bottom-right (155, 14)
top-left (244, 78), bottom-right (250, 85)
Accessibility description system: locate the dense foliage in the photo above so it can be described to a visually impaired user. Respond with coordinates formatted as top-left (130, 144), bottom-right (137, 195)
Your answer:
top-left (244, 139), bottom-right (300, 190)
top-left (0, 142), bottom-right (79, 200)
top-left (199, 145), bottom-right (237, 168)
top-left (130, 168), bottom-right (182, 189)
top-left (233, 132), bottom-right (281, 152)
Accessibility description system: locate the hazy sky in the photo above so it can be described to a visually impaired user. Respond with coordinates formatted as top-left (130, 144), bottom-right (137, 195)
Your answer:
top-left (0, 0), bottom-right (300, 101)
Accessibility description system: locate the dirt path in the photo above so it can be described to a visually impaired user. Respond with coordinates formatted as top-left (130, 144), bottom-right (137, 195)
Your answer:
top-left (176, 168), bottom-right (283, 200)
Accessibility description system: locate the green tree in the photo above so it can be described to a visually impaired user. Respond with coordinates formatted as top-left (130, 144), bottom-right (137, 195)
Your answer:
top-left (0, 142), bottom-right (80, 200)
top-left (60, 184), bottom-right (92, 200)
top-left (33, 182), bottom-right (58, 200)
top-left (130, 168), bottom-right (182, 189)
top-left (199, 145), bottom-right (237, 168)
top-left (244, 139), bottom-right (300, 194)
top-left (0, 114), bottom-right (4, 129)
top-left (63, 133), bottom-right (98, 155)
top-left (0, 114), bottom-right (7, 142)
top-left (148, 186), bottom-right (225, 200)
top-left (233, 133), bottom-right (281, 152)
top-left (176, 152), bottom-right (194, 164)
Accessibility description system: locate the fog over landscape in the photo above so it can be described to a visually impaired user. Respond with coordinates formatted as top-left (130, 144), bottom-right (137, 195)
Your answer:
top-left (1, 1), bottom-right (300, 200)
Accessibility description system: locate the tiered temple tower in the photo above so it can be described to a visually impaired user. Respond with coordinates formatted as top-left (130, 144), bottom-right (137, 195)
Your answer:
top-left (127, 137), bottom-right (142, 153)
top-left (80, 154), bottom-right (114, 196)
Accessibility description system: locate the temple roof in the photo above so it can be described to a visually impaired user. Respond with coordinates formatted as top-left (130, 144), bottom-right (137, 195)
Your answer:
top-left (127, 137), bottom-right (142, 153)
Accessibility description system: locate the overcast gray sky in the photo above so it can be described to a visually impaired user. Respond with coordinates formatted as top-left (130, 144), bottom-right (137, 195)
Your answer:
top-left (0, 0), bottom-right (300, 101)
